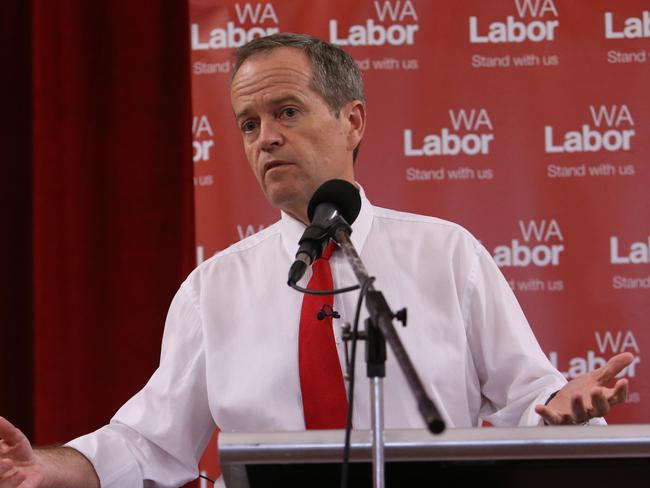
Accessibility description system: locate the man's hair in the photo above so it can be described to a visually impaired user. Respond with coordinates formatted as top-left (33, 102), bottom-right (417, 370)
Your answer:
top-left (231, 33), bottom-right (365, 162)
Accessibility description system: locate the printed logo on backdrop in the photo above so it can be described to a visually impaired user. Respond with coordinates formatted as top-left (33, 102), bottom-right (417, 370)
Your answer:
top-left (192, 3), bottom-right (280, 75)
top-left (604, 9), bottom-right (650, 65)
top-left (545, 104), bottom-right (637, 179)
top-left (610, 232), bottom-right (650, 290)
top-left (192, 115), bottom-right (215, 187)
top-left (330, 1), bottom-right (421, 72)
top-left (470, 0), bottom-right (560, 69)
top-left (493, 219), bottom-right (565, 292)
top-left (191, 2), bottom-right (280, 76)
top-left (549, 329), bottom-right (641, 403)
top-left (405, 108), bottom-right (495, 183)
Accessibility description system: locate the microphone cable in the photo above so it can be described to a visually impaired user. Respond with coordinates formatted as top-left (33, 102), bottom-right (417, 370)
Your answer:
top-left (199, 473), bottom-right (215, 484)
top-left (287, 244), bottom-right (361, 296)
top-left (288, 281), bottom-right (360, 295)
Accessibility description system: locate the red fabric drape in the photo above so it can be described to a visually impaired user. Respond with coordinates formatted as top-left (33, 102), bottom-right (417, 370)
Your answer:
top-left (28, 0), bottom-right (195, 445)
top-left (0, 0), bottom-right (34, 440)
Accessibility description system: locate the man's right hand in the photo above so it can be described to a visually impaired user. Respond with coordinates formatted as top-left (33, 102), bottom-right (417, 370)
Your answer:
top-left (0, 416), bottom-right (45, 487)
top-left (0, 416), bottom-right (99, 488)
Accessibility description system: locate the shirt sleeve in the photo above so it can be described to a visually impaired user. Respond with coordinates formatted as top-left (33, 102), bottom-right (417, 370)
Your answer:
top-left (462, 244), bottom-right (568, 426)
top-left (66, 283), bottom-right (216, 487)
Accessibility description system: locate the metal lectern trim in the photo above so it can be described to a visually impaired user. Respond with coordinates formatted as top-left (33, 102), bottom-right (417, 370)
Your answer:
top-left (219, 425), bottom-right (650, 469)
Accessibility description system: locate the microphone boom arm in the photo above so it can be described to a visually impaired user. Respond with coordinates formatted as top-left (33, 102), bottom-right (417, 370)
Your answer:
top-left (333, 226), bottom-right (445, 435)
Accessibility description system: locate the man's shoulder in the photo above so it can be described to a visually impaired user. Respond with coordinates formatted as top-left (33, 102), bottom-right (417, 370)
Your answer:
top-left (174, 221), bottom-right (285, 321)
top-left (186, 220), bottom-right (283, 282)
top-left (371, 205), bottom-right (477, 242)
top-left (210, 220), bottom-right (283, 261)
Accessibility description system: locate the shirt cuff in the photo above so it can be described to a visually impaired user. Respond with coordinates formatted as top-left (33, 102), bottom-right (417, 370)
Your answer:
top-left (66, 425), bottom-right (143, 488)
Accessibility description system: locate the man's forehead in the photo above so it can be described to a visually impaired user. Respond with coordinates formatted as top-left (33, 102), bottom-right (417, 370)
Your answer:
top-left (230, 48), bottom-right (316, 113)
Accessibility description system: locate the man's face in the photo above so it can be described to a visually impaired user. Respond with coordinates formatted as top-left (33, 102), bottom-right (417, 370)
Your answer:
top-left (230, 47), bottom-right (363, 223)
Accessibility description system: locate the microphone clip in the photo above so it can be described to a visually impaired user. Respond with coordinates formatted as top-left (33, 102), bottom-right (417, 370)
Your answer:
top-left (316, 304), bottom-right (340, 320)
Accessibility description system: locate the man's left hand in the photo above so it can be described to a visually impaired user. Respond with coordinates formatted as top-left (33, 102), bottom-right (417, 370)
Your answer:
top-left (535, 352), bottom-right (633, 425)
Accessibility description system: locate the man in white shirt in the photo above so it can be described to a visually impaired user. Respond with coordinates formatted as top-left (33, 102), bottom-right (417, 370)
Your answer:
top-left (0, 33), bottom-right (633, 488)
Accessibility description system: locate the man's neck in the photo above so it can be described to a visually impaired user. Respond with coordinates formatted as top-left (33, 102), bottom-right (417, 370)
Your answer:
top-left (283, 207), bottom-right (309, 226)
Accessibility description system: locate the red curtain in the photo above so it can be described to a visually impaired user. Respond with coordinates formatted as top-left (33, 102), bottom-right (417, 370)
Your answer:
top-left (1, 0), bottom-right (196, 449)
top-left (0, 0), bottom-right (34, 440)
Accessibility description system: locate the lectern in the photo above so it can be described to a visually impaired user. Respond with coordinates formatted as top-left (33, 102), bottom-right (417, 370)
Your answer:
top-left (219, 425), bottom-right (650, 487)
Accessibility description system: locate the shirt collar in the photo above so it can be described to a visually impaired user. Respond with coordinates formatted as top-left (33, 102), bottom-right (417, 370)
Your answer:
top-left (280, 184), bottom-right (374, 260)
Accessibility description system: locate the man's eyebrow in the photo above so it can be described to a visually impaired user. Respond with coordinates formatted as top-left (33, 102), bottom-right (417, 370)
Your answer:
top-left (234, 95), bottom-right (305, 122)
top-left (268, 94), bottom-right (304, 107)
top-left (234, 107), bottom-right (252, 122)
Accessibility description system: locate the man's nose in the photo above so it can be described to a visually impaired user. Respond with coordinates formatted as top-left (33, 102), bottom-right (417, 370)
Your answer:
top-left (259, 120), bottom-right (284, 151)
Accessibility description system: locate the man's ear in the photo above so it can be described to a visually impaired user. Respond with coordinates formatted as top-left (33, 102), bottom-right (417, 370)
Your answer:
top-left (342, 100), bottom-right (366, 152)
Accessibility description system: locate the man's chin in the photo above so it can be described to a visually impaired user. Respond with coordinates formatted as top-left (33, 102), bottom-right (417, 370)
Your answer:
top-left (265, 189), bottom-right (310, 221)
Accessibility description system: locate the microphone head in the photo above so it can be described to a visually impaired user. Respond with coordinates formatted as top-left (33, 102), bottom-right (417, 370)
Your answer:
top-left (307, 179), bottom-right (361, 225)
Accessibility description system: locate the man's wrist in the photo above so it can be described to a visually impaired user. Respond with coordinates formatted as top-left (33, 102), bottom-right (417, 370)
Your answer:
top-left (34, 446), bottom-right (100, 488)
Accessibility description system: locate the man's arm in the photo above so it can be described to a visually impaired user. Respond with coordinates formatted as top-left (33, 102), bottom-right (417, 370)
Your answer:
top-left (535, 352), bottom-right (633, 425)
top-left (0, 416), bottom-right (99, 488)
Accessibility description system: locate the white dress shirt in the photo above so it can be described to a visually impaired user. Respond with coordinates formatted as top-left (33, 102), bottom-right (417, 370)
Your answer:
top-left (67, 188), bottom-right (568, 487)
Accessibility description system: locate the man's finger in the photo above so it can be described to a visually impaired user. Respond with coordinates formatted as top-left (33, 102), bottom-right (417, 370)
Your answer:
top-left (0, 418), bottom-right (22, 447)
top-left (596, 352), bottom-right (634, 384)
top-left (560, 413), bottom-right (575, 424)
top-left (17, 477), bottom-right (40, 488)
top-left (0, 458), bottom-right (23, 486)
top-left (535, 405), bottom-right (563, 425)
top-left (535, 405), bottom-right (554, 424)
top-left (591, 387), bottom-right (610, 417)
top-left (2, 469), bottom-right (26, 487)
top-left (571, 394), bottom-right (588, 423)
top-left (608, 378), bottom-right (629, 405)
top-left (0, 457), bottom-right (14, 472)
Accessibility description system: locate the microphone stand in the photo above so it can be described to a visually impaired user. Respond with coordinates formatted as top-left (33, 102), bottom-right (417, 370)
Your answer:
top-left (331, 225), bottom-right (446, 488)
top-left (364, 314), bottom-right (387, 488)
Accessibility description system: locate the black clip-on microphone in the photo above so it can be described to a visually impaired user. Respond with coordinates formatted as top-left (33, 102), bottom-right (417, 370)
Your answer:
top-left (317, 304), bottom-right (340, 320)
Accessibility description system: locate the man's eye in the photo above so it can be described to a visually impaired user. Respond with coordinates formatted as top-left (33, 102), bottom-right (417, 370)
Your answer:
top-left (242, 120), bottom-right (257, 133)
top-left (281, 107), bottom-right (298, 119)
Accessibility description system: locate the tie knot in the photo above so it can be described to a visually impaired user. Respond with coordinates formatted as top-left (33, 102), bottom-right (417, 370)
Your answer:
top-left (320, 240), bottom-right (336, 261)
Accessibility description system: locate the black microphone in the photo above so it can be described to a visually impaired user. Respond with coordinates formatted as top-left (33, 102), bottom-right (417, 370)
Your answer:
top-left (287, 179), bottom-right (361, 286)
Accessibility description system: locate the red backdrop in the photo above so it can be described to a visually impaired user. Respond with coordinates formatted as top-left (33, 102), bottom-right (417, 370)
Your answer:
top-left (189, 0), bottom-right (649, 482)
top-left (189, 0), bottom-right (649, 425)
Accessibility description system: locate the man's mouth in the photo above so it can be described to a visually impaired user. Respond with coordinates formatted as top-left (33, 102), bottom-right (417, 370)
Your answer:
top-left (263, 160), bottom-right (293, 175)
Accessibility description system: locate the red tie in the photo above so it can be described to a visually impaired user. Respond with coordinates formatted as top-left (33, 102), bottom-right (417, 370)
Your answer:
top-left (299, 240), bottom-right (348, 429)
